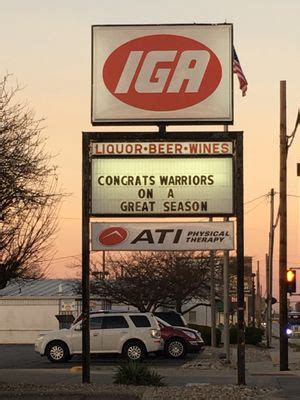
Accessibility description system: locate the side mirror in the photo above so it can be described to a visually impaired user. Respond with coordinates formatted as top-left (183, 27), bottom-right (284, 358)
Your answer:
top-left (74, 325), bottom-right (82, 331)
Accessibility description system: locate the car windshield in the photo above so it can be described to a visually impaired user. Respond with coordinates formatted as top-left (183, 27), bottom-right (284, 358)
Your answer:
top-left (155, 316), bottom-right (171, 327)
top-left (154, 312), bottom-right (187, 327)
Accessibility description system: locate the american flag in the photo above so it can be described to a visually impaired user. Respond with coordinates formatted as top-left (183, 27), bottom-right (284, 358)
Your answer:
top-left (233, 47), bottom-right (248, 97)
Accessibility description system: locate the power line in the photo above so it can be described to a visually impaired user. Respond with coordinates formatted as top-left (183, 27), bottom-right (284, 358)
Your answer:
top-left (244, 193), bottom-right (268, 205)
top-left (44, 254), bottom-right (82, 263)
top-left (244, 198), bottom-right (268, 215)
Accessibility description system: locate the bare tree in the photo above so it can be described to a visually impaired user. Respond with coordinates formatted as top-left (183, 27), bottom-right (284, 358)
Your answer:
top-left (0, 75), bottom-right (64, 289)
top-left (87, 251), bottom-right (220, 313)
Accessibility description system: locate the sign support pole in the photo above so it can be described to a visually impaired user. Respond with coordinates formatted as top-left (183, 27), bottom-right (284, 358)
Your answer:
top-left (236, 132), bottom-right (245, 385)
top-left (210, 246), bottom-right (217, 347)
top-left (223, 222), bottom-right (230, 362)
top-left (223, 127), bottom-right (230, 362)
top-left (82, 132), bottom-right (91, 383)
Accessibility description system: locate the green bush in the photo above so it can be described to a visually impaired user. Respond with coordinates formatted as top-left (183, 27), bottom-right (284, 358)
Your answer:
top-left (113, 361), bottom-right (165, 386)
top-left (229, 326), bottom-right (264, 345)
top-left (188, 324), bottom-right (222, 346)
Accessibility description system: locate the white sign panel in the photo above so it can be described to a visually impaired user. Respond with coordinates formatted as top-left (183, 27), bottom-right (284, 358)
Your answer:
top-left (92, 24), bottom-right (233, 124)
top-left (91, 157), bottom-right (233, 216)
top-left (91, 141), bottom-right (233, 156)
top-left (91, 222), bottom-right (234, 251)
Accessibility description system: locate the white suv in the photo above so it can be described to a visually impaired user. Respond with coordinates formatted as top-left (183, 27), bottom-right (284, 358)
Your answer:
top-left (35, 312), bottom-right (161, 363)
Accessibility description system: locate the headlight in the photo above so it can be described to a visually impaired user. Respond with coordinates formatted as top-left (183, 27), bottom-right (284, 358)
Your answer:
top-left (182, 330), bottom-right (197, 339)
top-left (286, 328), bottom-right (292, 335)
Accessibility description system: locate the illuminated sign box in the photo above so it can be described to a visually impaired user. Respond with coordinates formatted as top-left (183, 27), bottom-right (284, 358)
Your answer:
top-left (91, 150), bottom-right (233, 217)
top-left (91, 221), bottom-right (235, 251)
top-left (92, 24), bottom-right (233, 124)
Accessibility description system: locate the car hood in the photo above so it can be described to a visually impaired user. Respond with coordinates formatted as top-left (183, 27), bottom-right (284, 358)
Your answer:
top-left (173, 326), bottom-right (198, 334)
top-left (38, 328), bottom-right (71, 338)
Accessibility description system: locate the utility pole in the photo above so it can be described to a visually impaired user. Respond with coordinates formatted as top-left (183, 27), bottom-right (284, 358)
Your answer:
top-left (279, 80), bottom-right (288, 371)
top-left (266, 253), bottom-right (270, 347)
top-left (267, 188), bottom-right (275, 346)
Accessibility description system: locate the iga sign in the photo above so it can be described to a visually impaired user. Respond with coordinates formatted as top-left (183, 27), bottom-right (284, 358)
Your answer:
top-left (91, 222), bottom-right (234, 251)
top-left (92, 24), bottom-right (233, 124)
top-left (91, 152), bottom-right (233, 217)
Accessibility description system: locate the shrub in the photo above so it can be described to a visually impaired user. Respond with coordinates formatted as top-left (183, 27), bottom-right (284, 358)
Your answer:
top-left (229, 327), bottom-right (238, 344)
top-left (113, 361), bottom-right (165, 386)
top-left (229, 326), bottom-right (264, 345)
top-left (188, 324), bottom-right (222, 346)
top-left (245, 326), bottom-right (264, 345)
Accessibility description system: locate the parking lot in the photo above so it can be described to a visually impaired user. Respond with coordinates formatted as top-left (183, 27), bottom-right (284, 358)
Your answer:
top-left (0, 344), bottom-right (198, 370)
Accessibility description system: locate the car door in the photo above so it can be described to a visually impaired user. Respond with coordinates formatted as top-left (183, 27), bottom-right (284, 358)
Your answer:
top-left (70, 323), bottom-right (82, 353)
top-left (70, 316), bottom-right (103, 353)
top-left (90, 316), bottom-right (103, 352)
top-left (101, 315), bottom-right (130, 352)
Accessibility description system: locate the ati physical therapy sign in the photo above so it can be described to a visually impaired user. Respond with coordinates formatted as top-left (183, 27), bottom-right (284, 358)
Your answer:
top-left (90, 141), bottom-right (234, 217)
top-left (91, 222), bottom-right (234, 251)
top-left (92, 24), bottom-right (233, 124)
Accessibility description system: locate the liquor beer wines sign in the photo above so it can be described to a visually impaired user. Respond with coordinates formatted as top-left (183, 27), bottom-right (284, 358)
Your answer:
top-left (90, 139), bottom-right (234, 217)
top-left (92, 24), bottom-right (233, 124)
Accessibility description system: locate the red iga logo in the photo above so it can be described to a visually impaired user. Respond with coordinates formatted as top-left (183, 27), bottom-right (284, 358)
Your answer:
top-left (103, 34), bottom-right (222, 111)
top-left (98, 227), bottom-right (128, 246)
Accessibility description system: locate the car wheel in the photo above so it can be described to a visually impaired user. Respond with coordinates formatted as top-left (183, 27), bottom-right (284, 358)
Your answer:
top-left (123, 341), bottom-right (145, 362)
top-left (45, 341), bottom-right (70, 363)
top-left (165, 338), bottom-right (187, 359)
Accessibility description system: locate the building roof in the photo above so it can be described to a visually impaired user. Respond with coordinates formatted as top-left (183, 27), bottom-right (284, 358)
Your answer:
top-left (0, 279), bottom-right (79, 297)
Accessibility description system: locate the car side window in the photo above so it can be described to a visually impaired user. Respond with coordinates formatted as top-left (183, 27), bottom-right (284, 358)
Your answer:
top-left (102, 316), bottom-right (129, 329)
top-left (130, 315), bottom-right (151, 327)
top-left (90, 317), bottom-right (103, 330)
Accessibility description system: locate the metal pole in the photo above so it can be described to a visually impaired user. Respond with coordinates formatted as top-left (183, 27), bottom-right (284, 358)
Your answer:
top-left (223, 239), bottom-right (230, 362)
top-left (210, 245), bottom-right (216, 347)
top-left (222, 126), bottom-right (230, 361)
top-left (256, 261), bottom-right (261, 328)
top-left (102, 251), bottom-right (106, 278)
top-left (82, 132), bottom-right (90, 383)
top-left (236, 132), bottom-right (245, 385)
top-left (251, 273), bottom-right (256, 327)
top-left (279, 80), bottom-right (288, 370)
top-left (267, 188), bottom-right (275, 346)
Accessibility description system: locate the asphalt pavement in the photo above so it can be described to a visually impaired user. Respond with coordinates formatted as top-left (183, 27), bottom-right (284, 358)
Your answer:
top-left (1, 341), bottom-right (300, 399)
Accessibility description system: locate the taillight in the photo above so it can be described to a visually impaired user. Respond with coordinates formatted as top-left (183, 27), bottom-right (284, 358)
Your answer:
top-left (150, 329), bottom-right (161, 339)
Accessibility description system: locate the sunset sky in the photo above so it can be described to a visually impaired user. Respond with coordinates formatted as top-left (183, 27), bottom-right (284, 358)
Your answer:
top-left (1, 0), bottom-right (299, 301)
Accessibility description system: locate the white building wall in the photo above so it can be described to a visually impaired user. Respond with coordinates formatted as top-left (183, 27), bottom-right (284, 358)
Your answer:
top-left (0, 297), bottom-right (61, 344)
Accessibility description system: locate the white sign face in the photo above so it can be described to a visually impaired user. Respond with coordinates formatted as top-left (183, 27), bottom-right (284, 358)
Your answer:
top-left (91, 157), bottom-right (233, 216)
top-left (91, 141), bottom-right (233, 156)
top-left (92, 24), bottom-right (232, 124)
top-left (91, 222), bottom-right (234, 251)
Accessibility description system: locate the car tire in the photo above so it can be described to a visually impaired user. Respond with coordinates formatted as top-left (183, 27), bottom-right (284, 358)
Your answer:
top-left (165, 338), bottom-right (187, 359)
top-left (123, 341), bottom-right (146, 362)
top-left (45, 341), bottom-right (70, 363)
